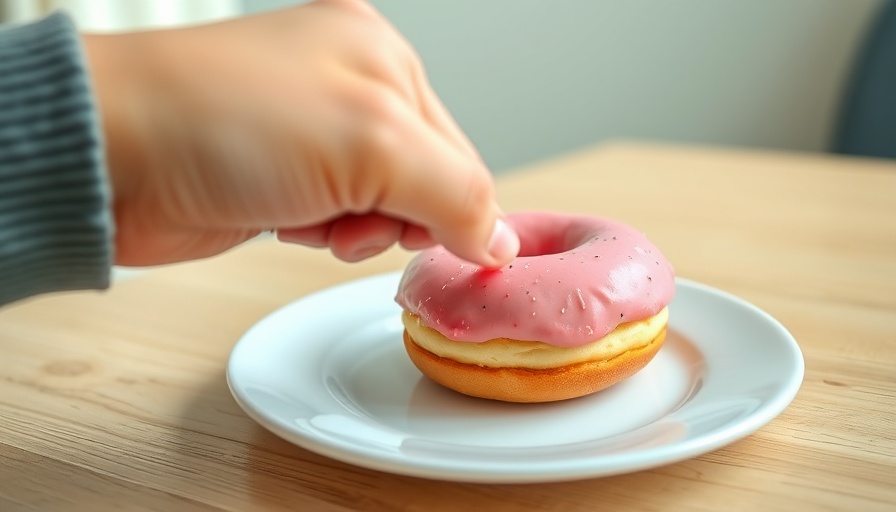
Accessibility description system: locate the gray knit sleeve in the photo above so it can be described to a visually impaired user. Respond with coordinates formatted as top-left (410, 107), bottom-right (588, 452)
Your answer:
top-left (0, 12), bottom-right (113, 306)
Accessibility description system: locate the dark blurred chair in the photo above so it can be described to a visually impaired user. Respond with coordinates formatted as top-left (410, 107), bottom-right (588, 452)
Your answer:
top-left (833, 0), bottom-right (896, 159)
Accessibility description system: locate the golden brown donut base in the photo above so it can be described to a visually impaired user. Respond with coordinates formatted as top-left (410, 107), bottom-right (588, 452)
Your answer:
top-left (403, 326), bottom-right (666, 403)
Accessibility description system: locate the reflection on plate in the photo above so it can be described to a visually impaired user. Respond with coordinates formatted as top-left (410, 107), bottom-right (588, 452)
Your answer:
top-left (227, 273), bottom-right (803, 483)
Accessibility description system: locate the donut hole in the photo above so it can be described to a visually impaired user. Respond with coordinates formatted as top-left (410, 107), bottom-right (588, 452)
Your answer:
top-left (517, 238), bottom-right (569, 257)
top-left (514, 218), bottom-right (596, 258)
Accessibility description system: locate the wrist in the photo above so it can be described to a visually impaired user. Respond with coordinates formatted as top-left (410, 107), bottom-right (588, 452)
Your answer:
top-left (82, 32), bottom-right (151, 205)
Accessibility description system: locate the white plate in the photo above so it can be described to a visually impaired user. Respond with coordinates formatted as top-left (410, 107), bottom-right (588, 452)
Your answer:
top-left (227, 273), bottom-right (803, 483)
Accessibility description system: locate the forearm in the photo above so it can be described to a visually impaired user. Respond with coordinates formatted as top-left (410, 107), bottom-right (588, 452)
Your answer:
top-left (0, 12), bottom-right (113, 306)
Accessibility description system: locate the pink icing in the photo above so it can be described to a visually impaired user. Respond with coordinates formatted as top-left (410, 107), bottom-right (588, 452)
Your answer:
top-left (395, 211), bottom-right (676, 347)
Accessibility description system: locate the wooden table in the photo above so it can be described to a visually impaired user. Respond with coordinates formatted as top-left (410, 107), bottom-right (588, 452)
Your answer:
top-left (1, 143), bottom-right (894, 511)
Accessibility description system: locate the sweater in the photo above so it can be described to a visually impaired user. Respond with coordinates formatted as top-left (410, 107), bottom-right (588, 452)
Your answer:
top-left (0, 12), bottom-right (112, 306)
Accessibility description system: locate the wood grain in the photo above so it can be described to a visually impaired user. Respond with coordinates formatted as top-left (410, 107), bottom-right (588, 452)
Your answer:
top-left (1, 142), bottom-right (894, 511)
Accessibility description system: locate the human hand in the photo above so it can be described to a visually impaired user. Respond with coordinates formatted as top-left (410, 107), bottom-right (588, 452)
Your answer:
top-left (84, 0), bottom-right (519, 267)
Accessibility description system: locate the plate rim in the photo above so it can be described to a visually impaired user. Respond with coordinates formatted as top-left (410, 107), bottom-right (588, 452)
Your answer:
top-left (226, 273), bottom-right (804, 483)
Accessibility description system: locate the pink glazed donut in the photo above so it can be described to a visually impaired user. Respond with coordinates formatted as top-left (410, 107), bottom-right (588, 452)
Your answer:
top-left (395, 211), bottom-right (676, 402)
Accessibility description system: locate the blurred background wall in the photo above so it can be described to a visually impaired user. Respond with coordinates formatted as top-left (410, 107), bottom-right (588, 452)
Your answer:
top-left (245, 0), bottom-right (883, 171)
top-left (1, 0), bottom-right (884, 172)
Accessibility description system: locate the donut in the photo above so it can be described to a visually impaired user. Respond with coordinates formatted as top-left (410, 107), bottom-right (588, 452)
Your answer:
top-left (394, 211), bottom-right (675, 403)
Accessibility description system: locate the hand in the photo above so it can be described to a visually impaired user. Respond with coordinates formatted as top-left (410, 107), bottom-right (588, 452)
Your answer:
top-left (83, 0), bottom-right (519, 267)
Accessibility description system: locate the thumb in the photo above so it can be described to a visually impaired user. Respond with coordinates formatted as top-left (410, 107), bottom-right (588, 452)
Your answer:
top-left (375, 108), bottom-right (519, 268)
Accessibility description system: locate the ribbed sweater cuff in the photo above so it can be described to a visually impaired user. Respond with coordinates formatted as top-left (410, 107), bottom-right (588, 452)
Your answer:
top-left (0, 12), bottom-right (113, 305)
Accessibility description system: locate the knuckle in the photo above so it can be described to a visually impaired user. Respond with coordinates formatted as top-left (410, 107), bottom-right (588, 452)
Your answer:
top-left (344, 118), bottom-right (404, 211)
top-left (406, 48), bottom-right (425, 77)
top-left (361, 85), bottom-right (406, 125)
top-left (358, 117), bottom-right (402, 171)
top-left (352, 88), bottom-right (405, 162)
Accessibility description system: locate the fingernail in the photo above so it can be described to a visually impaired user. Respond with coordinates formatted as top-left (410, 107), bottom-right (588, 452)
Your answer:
top-left (487, 218), bottom-right (519, 266)
top-left (349, 242), bottom-right (390, 261)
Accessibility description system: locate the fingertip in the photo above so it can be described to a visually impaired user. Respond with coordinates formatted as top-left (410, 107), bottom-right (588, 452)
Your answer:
top-left (399, 223), bottom-right (436, 250)
top-left (436, 214), bottom-right (519, 269)
top-left (276, 226), bottom-right (331, 248)
top-left (327, 213), bottom-right (404, 262)
top-left (334, 241), bottom-right (393, 262)
top-left (483, 216), bottom-right (520, 268)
